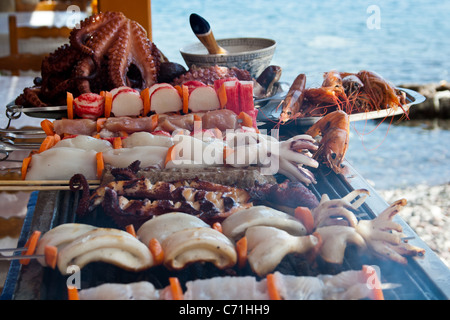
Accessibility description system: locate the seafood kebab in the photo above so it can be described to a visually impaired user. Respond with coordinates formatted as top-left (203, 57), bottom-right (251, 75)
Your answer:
top-left (19, 188), bottom-right (424, 300)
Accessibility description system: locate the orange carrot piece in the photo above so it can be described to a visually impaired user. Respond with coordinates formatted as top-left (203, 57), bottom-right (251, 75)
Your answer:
top-left (294, 206), bottom-right (314, 234)
top-left (67, 92), bottom-right (74, 119)
top-left (362, 265), bottom-right (385, 300)
top-left (40, 119), bottom-right (55, 136)
top-left (236, 236), bottom-right (248, 269)
top-left (21, 156), bottom-right (31, 180)
top-left (67, 286), bottom-right (80, 300)
top-left (113, 136), bottom-right (122, 149)
top-left (174, 85), bottom-right (182, 97)
top-left (38, 135), bottom-right (55, 153)
top-left (141, 87), bottom-right (150, 116)
top-left (266, 273), bottom-right (282, 300)
top-left (238, 111), bottom-right (253, 128)
top-left (164, 144), bottom-right (176, 167)
top-left (20, 230), bottom-right (41, 265)
top-left (96, 117), bottom-right (106, 132)
top-left (44, 245), bottom-right (58, 269)
top-left (193, 114), bottom-right (202, 122)
top-left (182, 84), bottom-right (189, 114)
top-left (150, 114), bottom-right (159, 132)
top-left (125, 224), bottom-right (136, 237)
top-left (169, 277), bottom-right (184, 300)
top-left (53, 134), bottom-right (61, 144)
top-left (96, 152), bottom-right (104, 179)
top-left (218, 83), bottom-right (227, 109)
top-left (149, 238), bottom-right (164, 265)
top-left (212, 222), bottom-right (222, 233)
top-left (104, 91), bottom-right (112, 118)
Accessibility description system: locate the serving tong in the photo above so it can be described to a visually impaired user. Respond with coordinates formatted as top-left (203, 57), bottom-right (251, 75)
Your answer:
top-left (0, 128), bottom-right (45, 161)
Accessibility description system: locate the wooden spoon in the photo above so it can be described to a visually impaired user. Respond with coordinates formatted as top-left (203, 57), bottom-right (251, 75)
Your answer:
top-left (189, 13), bottom-right (228, 55)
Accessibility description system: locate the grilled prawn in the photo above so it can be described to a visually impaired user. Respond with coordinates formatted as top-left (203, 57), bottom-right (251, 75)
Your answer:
top-left (306, 110), bottom-right (350, 174)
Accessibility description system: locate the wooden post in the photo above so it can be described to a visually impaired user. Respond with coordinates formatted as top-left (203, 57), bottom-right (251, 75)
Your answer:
top-left (97, 0), bottom-right (152, 41)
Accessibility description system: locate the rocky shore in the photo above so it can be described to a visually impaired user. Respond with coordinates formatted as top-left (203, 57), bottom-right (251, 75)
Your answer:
top-left (379, 183), bottom-right (450, 268)
top-left (400, 81), bottom-right (450, 119)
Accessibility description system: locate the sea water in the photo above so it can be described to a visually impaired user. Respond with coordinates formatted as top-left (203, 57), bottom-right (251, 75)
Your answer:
top-left (151, 0), bottom-right (450, 189)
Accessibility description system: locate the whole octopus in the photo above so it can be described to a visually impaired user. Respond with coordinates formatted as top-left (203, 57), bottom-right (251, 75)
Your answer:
top-left (15, 11), bottom-right (254, 109)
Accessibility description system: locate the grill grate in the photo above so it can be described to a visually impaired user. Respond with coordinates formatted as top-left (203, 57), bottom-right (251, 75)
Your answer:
top-left (4, 162), bottom-right (450, 300)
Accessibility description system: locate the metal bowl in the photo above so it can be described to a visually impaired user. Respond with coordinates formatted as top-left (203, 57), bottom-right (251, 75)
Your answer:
top-left (180, 37), bottom-right (276, 78)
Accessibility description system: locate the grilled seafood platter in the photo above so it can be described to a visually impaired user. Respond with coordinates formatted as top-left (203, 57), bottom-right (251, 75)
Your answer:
top-left (6, 11), bottom-right (429, 301)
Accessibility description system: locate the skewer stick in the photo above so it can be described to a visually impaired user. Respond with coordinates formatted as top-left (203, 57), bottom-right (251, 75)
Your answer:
top-left (0, 179), bottom-right (100, 191)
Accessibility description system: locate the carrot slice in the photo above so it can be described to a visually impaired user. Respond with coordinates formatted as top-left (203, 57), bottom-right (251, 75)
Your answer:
top-left (104, 91), bottom-right (112, 118)
top-left (212, 222), bottom-right (222, 233)
top-left (67, 286), bottom-right (80, 300)
top-left (164, 144), bottom-right (176, 167)
top-left (20, 230), bottom-right (41, 265)
top-left (40, 119), bottom-right (55, 136)
top-left (38, 135), bottom-right (55, 153)
top-left (266, 273), bottom-right (282, 300)
top-left (125, 224), bottom-right (136, 237)
top-left (21, 156), bottom-right (31, 180)
top-left (96, 152), bottom-right (104, 179)
top-left (237, 111), bottom-right (253, 128)
top-left (169, 277), bottom-right (184, 300)
top-left (149, 238), bottom-right (164, 265)
top-left (182, 84), bottom-right (189, 114)
top-left (235, 236), bottom-right (248, 269)
top-left (141, 87), bottom-right (150, 116)
top-left (113, 136), bottom-right (122, 149)
top-left (218, 83), bottom-right (227, 109)
top-left (150, 114), bottom-right (159, 132)
top-left (44, 245), bottom-right (58, 269)
top-left (362, 265), bottom-right (385, 300)
top-left (96, 117), bottom-right (106, 132)
top-left (53, 134), bottom-right (61, 144)
top-left (66, 92), bottom-right (74, 119)
top-left (294, 206), bottom-right (314, 234)
top-left (174, 85), bottom-right (182, 97)
top-left (193, 114), bottom-right (202, 122)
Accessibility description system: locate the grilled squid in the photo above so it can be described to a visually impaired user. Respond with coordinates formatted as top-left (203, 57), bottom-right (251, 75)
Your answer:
top-left (35, 223), bottom-right (96, 267)
top-left (136, 212), bottom-right (209, 246)
top-left (312, 189), bottom-right (369, 229)
top-left (315, 225), bottom-right (367, 265)
top-left (137, 212), bottom-right (236, 270)
top-left (245, 226), bottom-right (320, 276)
top-left (57, 228), bottom-right (154, 274)
top-left (221, 205), bottom-right (308, 241)
top-left (355, 199), bottom-right (425, 264)
top-left (223, 132), bottom-right (319, 185)
top-left (163, 227), bottom-right (237, 270)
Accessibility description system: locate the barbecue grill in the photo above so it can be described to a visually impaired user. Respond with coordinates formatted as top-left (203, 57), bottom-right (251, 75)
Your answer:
top-left (1, 160), bottom-right (449, 300)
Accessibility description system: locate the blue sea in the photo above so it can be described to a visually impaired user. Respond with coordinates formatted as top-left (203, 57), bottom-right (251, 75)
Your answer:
top-left (153, 0), bottom-right (450, 190)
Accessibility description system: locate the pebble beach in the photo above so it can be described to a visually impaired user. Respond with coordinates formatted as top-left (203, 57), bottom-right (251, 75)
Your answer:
top-left (379, 183), bottom-right (450, 268)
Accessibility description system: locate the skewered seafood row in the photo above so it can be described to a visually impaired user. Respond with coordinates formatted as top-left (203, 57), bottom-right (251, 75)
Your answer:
top-left (76, 267), bottom-right (386, 300)
top-left (35, 223), bottom-right (154, 274)
top-left (22, 125), bottom-right (320, 185)
top-left (34, 213), bottom-right (237, 273)
top-left (81, 170), bottom-right (318, 229)
top-left (279, 70), bottom-right (408, 122)
top-left (88, 178), bottom-right (253, 228)
top-left (221, 191), bottom-right (425, 276)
